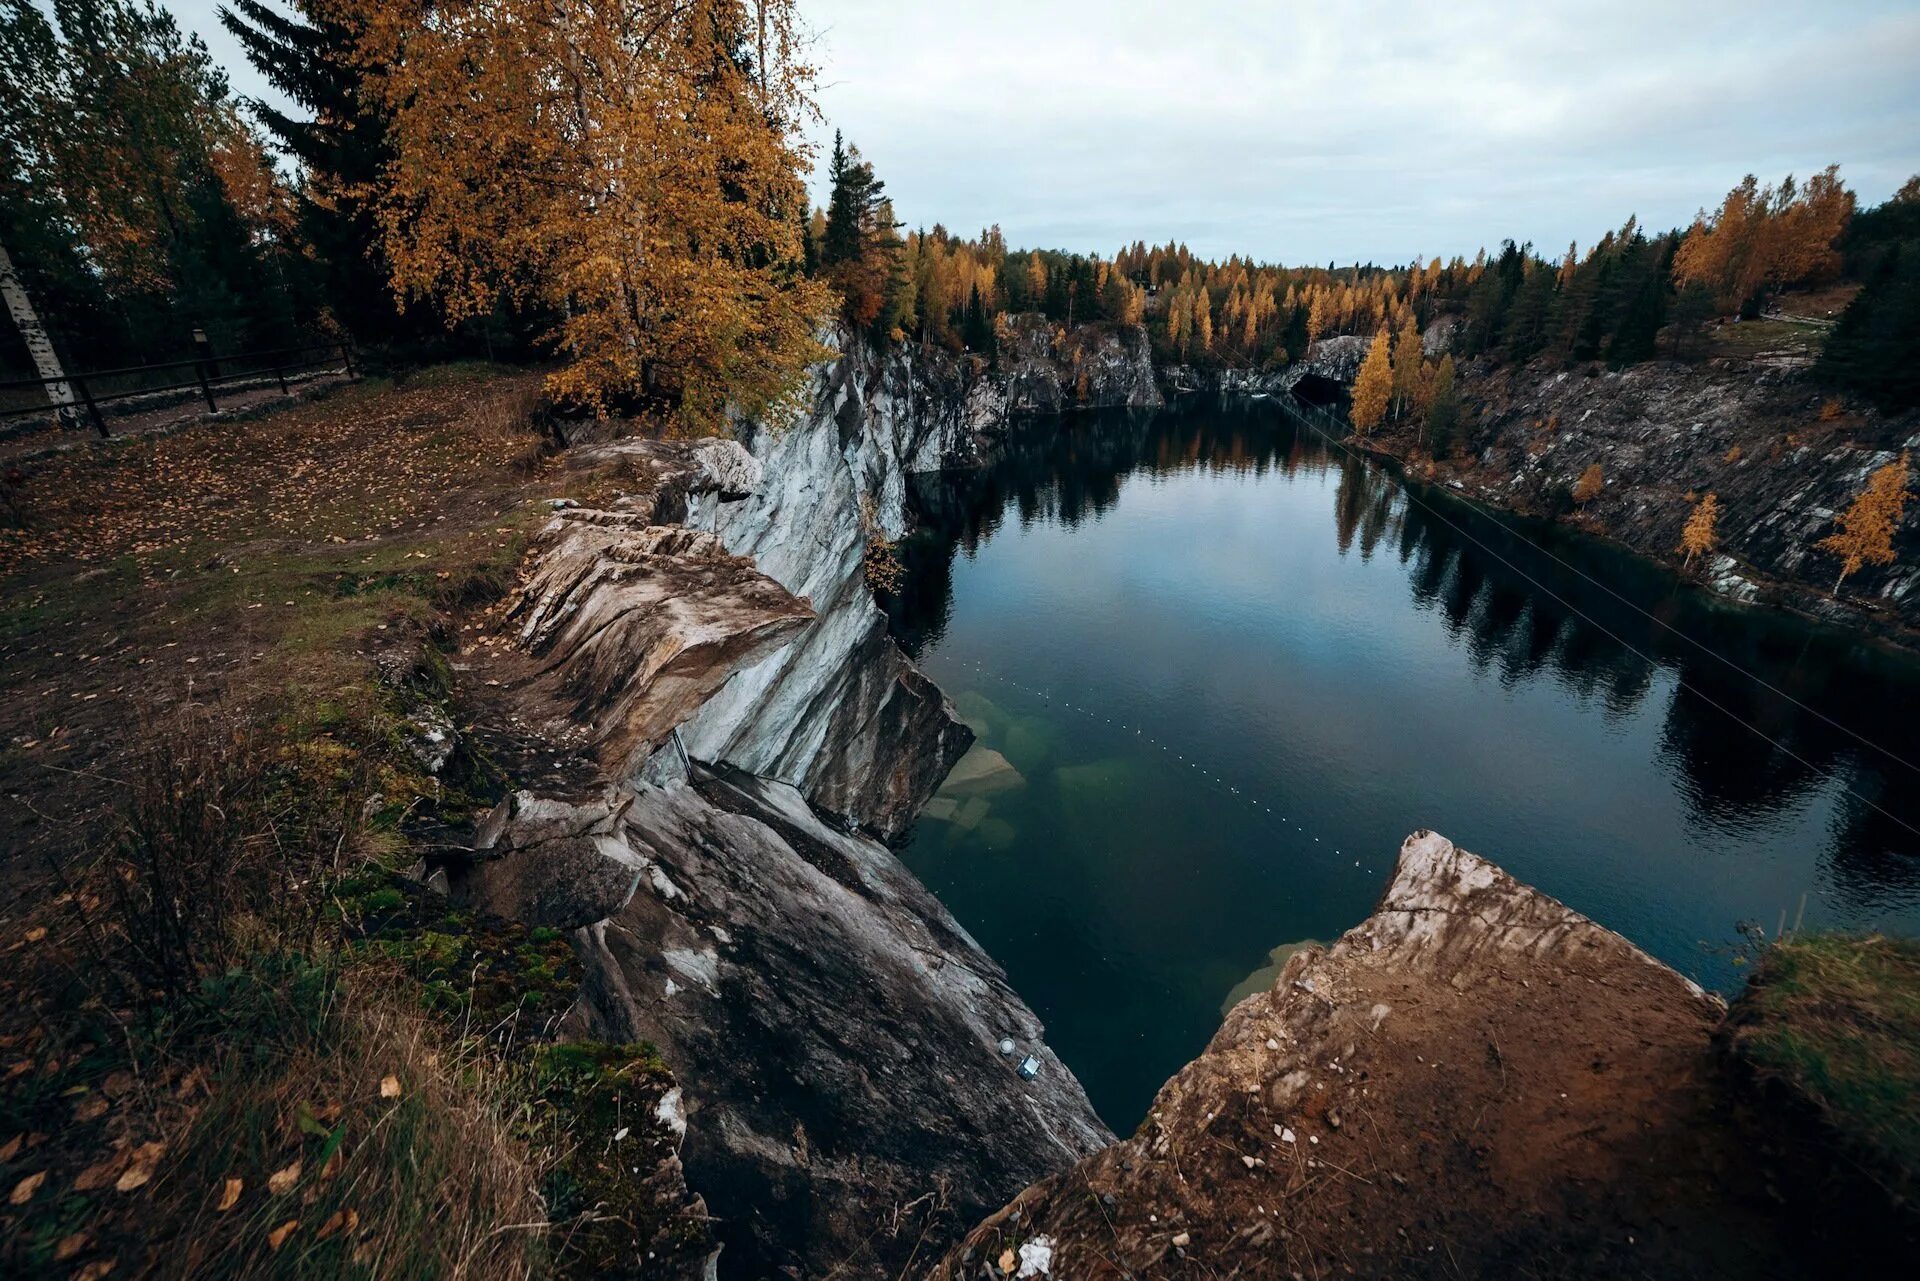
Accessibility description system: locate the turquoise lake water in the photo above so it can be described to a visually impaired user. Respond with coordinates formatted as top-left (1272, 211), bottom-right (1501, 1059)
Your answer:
top-left (888, 396), bottom-right (1920, 1129)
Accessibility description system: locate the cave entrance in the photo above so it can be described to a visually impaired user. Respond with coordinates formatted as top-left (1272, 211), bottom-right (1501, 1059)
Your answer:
top-left (1289, 373), bottom-right (1346, 408)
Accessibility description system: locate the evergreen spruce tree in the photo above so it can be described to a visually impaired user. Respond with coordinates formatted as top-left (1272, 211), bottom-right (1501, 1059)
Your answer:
top-left (221, 0), bottom-right (402, 343)
top-left (1819, 243), bottom-right (1920, 409)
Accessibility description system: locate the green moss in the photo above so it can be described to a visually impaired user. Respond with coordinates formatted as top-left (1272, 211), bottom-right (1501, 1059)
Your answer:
top-left (524, 1041), bottom-right (708, 1277)
top-left (1735, 932), bottom-right (1920, 1186)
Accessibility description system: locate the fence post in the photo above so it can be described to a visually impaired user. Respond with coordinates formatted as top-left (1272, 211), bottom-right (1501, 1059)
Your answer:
top-left (272, 359), bottom-right (289, 396)
top-left (193, 357), bottom-right (218, 413)
top-left (76, 376), bottom-right (108, 438)
top-left (339, 341), bottom-right (356, 379)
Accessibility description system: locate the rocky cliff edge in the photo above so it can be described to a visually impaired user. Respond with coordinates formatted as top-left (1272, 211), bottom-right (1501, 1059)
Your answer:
top-left (933, 831), bottom-right (1805, 1280)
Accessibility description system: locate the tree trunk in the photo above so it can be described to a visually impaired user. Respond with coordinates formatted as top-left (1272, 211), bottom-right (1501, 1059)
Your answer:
top-left (0, 233), bottom-right (78, 426)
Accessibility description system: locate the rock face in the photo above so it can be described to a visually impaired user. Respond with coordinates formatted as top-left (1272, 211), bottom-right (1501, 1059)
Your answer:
top-left (1160, 333), bottom-right (1373, 398)
top-left (675, 333), bottom-right (1007, 838)
top-left (503, 506), bottom-right (815, 781)
top-left (1418, 357), bottom-right (1920, 636)
top-left (568, 762), bottom-right (1111, 1279)
top-left (997, 315), bottom-right (1165, 413)
top-left (933, 832), bottom-right (1804, 1280)
top-left (449, 334), bottom-right (1131, 1279)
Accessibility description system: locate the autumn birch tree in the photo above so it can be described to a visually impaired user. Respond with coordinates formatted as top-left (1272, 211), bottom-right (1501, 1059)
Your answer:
top-left (350, 0), bottom-right (829, 428)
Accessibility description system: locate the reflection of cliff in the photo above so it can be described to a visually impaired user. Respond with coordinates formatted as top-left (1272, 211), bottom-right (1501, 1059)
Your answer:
top-left (893, 399), bottom-right (1920, 916)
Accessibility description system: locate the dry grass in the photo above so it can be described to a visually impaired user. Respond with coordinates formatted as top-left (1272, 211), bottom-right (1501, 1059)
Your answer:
top-left (144, 979), bottom-right (544, 1280)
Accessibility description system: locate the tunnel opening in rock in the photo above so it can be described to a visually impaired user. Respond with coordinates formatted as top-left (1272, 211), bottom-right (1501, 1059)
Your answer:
top-left (1289, 373), bottom-right (1345, 408)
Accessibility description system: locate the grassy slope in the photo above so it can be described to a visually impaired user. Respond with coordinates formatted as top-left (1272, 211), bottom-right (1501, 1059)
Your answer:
top-left (1727, 932), bottom-right (1920, 1196)
top-left (0, 368), bottom-right (704, 1278)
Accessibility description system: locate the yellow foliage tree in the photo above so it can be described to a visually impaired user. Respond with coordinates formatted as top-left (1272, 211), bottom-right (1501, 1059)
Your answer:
top-left (350, 0), bottom-right (828, 429)
top-left (1192, 292), bottom-right (1213, 352)
top-left (1390, 314), bottom-right (1423, 419)
top-left (1679, 492), bottom-right (1720, 567)
top-left (1672, 167), bottom-right (1854, 313)
top-left (1819, 454), bottom-right (1910, 595)
top-left (1349, 328), bottom-right (1392, 437)
top-left (1573, 463), bottom-right (1604, 505)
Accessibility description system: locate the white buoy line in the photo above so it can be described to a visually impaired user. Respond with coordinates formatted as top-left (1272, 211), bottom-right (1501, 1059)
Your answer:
top-left (948, 657), bottom-right (1379, 879)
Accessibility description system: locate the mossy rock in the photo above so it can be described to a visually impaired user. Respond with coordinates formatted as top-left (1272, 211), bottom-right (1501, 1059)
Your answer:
top-left (529, 1042), bottom-right (713, 1278)
top-left (337, 870), bottom-right (581, 1035)
top-left (1721, 932), bottom-right (1920, 1252)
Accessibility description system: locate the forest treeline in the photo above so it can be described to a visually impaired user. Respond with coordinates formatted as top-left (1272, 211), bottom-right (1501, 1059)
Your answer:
top-left (810, 145), bottom-right (1919, 411)
top-left (2, 0), bottom-right (1916, 430)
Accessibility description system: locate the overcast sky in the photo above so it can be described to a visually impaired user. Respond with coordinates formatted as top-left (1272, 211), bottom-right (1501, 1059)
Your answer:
top-left (175, 0), bottom-right (1920, 264)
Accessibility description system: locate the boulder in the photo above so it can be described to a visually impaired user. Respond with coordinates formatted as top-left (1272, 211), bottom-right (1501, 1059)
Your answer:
top-left (504, 510), bottom-right (814, 780)
top-left (933, 832), bottom-right (1805, 1280)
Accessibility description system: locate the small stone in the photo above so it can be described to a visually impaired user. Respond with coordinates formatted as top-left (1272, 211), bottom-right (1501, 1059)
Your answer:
top-left (1171, 1231), bottom-right (1191, 1247)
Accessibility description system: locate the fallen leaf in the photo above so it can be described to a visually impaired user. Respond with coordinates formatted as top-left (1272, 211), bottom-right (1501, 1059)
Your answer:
top-left (73, 1094), bottom-right (109, 1123)
top-left (267, 1220), bottom-right (298, 1251)
top-left (114, 1141), bottom-right (165, 1192)
top-left (8, 1170), bottom-right (45, 1204)
top-left (0, 1134), bottom-right (20, 1162)
top-left (268, 1160), bottom-right (302, 1195)
top-left (216, 1177), bottom-right (243, 1211)
top-left (73, 1156), bottom-right (121, 1191)
top-left (378, 1075), bottom-right (401, 1100)
top-left (54, 1232), bottom-right (89, 1261)
top-left (316, 1206), bottom-right (359, 1240)
top-left (998, 1248), bottom-right (1016, 1275)
top-left (23, 926), bottom-right (45, 944)
top-left (75, 1261), bottom-right (116, 1281)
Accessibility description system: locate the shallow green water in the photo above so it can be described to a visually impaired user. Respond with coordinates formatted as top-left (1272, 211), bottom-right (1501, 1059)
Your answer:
top-left (889, 396), bottom-right (1920, 1129)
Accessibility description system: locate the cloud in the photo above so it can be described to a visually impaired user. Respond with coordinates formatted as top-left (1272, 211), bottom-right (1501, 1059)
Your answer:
top-left (166, 0), bottom-right (1920, 264)
top-left (803, 0), bottom-right (1920, 260)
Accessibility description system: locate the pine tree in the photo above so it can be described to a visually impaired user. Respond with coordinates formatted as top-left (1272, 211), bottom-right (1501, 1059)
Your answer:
top-left (221, 0), bottom-right (398, 340)
top-left (1818, 243), bottom-right (1920, 410)
top-left (1349, 327), bottom-right (1392, 436)
top-left (1819, 455), bottom-right (1910, 594)
top-left (817, 133), bottom-right (900, 334)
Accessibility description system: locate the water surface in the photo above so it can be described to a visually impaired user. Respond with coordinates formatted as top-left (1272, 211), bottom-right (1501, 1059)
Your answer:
top-left (889, 397), bottom-right (1920, 1129)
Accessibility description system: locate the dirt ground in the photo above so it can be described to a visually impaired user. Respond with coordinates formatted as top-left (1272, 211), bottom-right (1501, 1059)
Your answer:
top-left (934, 836), bottom-right (1844, 1280)
top-left (0, 364), bottom-right (554, 906)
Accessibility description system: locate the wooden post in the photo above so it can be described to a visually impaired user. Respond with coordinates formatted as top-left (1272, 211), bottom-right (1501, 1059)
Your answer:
top-left (272, 359), bottom-right (289, 395)
top-left (339, 341), bottom-right (356, 379)
top-left (191, 328), bottom-right (219, 412)
top-left (193, 357), bottom-right (218, 412)
top-left (75, 376), bottom-right (108, 438)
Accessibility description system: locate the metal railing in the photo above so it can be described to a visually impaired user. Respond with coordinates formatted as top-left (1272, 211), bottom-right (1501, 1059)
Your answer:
top-left (0, 340), bottom-right (357, 439)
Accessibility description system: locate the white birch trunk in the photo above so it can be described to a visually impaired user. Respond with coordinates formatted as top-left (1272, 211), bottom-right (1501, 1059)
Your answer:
top-left (0, 233), bottom-right (77, 423)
